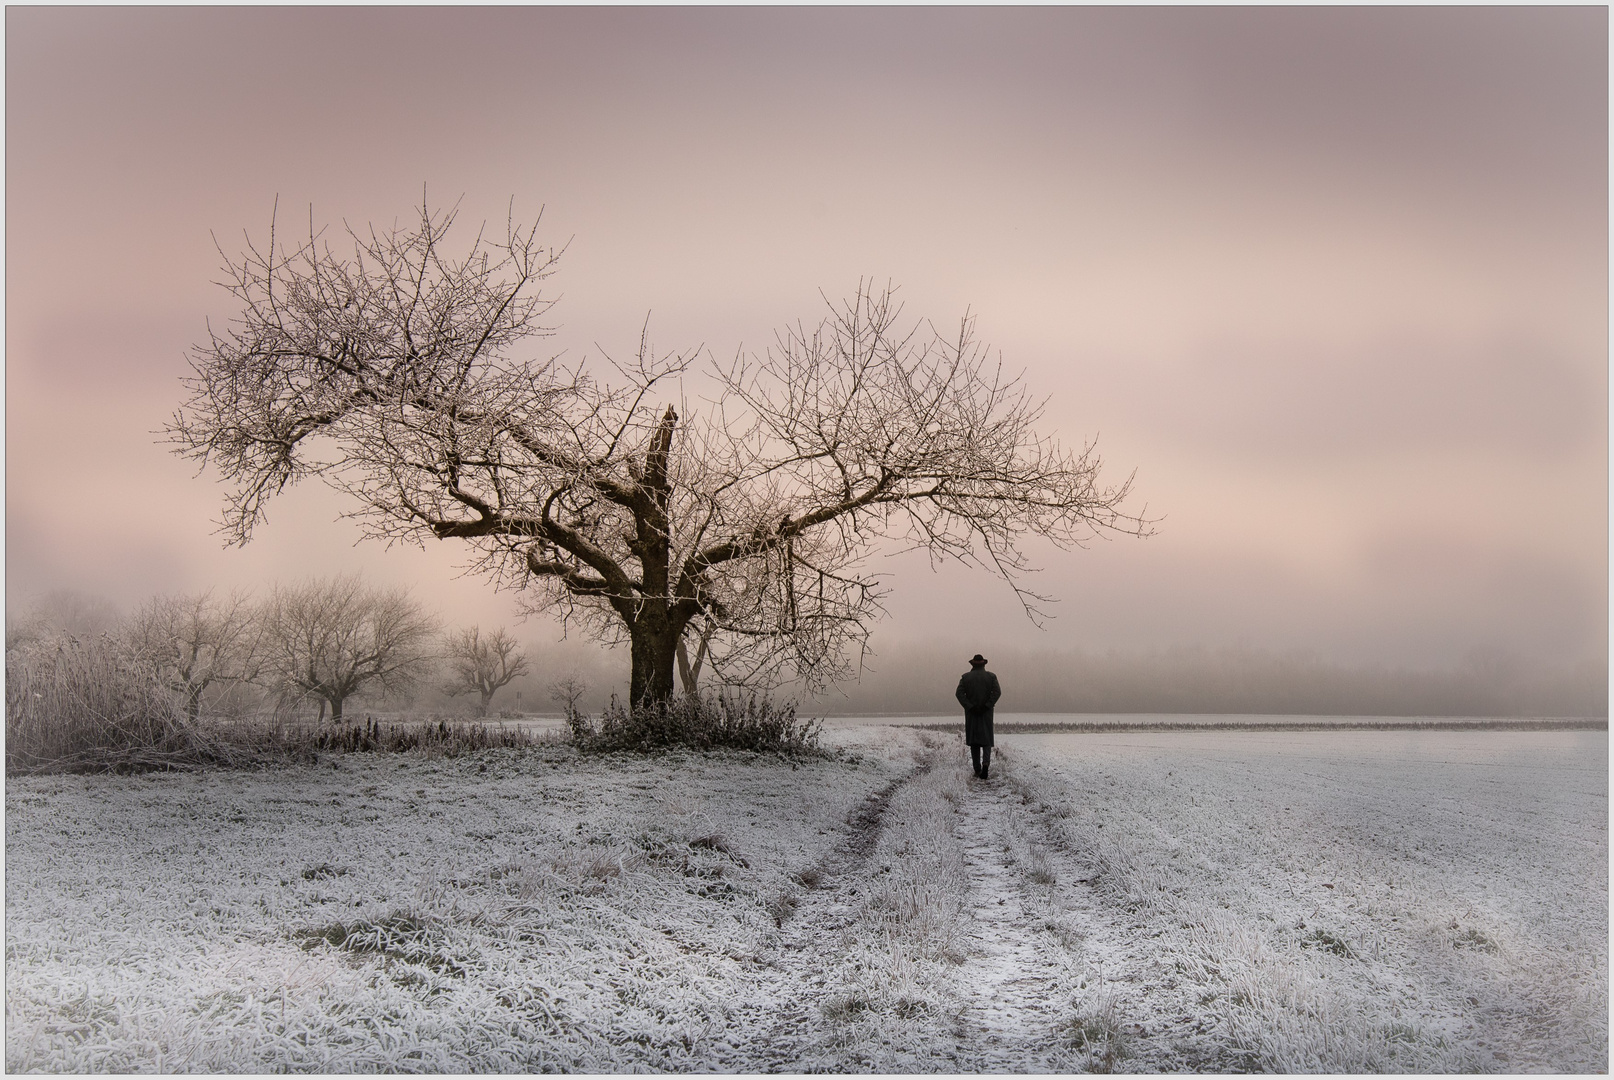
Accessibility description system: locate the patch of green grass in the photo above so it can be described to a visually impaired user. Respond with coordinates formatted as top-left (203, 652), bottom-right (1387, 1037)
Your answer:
top-left (688, 833), bottom-right (749, 867)
top-left (1452, 927), bottom-right (1499, 953)
top-left (1384, 1022), bottom-right (1420, 1044)
top-left (1068, 1006), bottom-right (1128, 1072)
top-left (892, 997), bottom-right (930, 1019)
top-left (1301, 928), bottom-right (1358, 959)
top-left (791, 866), bottom-right (824, 889)
top-left (295, 913), bottom-right (467, 977)
top-left (822, 991), bottom-right (873, 1021)
top-left (766, 891), bottom-right (799, 925)
top-left (1026, 843), bottom-right (1056, 885)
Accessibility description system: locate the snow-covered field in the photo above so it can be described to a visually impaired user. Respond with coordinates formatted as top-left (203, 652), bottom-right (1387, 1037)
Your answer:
top-left (1003, 728), bottom-right (1609, 1072)
top-left (6, 724), bottom-right (1606, 1072)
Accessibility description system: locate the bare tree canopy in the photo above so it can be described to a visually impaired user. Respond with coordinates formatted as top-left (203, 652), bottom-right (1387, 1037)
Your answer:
top-left (124, 590), bottom-right (261, 722)
top-left (443, 626), bottom-right (529, 715)
top-left (260, 575), bottom-right (437, 722)
top-left (170, 199), bottom-right (1151, 706)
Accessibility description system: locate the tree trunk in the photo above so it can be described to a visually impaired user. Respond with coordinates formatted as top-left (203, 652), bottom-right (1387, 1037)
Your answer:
top-left (629, 621), bottom-right (679, 707)
top-left (478, 689), bottom-right (493, 716)
top-left (676, 619), bottom-right (714, 695)
top-left (624, 405), bottom-right (682, 709)
top-left (328, 695), bottom-right (346, 723)
top-left (185, 684), bottom-right (203, 724)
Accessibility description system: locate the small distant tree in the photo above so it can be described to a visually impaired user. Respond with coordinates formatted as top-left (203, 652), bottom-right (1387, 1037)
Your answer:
top-left (548, 670), bottom-right (590, 726)
top-left (442, 626), bottom-right (529, 715)
top-left (124, 590), bottom-right (262, 722)
top-left (260, 576), bottom-right (437, 723)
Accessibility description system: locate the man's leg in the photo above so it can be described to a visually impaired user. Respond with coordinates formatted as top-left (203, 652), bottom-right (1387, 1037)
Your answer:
top-left (980, 745), bottom-right (992, 779)
top-left (970, 744), bottom-right (983, 777)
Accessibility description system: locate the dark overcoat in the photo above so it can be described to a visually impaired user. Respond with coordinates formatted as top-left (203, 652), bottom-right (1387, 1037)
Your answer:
top-left (956, 667), bottom-right (1001, 746)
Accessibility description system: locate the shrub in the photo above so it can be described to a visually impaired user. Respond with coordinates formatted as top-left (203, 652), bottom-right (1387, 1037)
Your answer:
top-left (567, 692), bottom-right (826, 755)
top-left (296, 716), bottom-right (542, 756)
top-left (4, 632), bottom-right (218, 773)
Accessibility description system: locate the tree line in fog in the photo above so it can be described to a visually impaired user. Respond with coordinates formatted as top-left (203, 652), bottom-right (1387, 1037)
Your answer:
top-left (4, 578), bottom-right (584, 723)
top-left (10, 587), bottom-right (1603, 720)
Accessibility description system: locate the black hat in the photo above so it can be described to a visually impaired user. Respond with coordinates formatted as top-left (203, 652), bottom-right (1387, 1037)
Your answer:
top-left (969, 654), bottom-right (987, 666)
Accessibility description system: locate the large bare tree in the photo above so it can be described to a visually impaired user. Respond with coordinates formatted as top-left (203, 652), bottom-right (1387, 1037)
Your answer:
top-left (170, 200), bottom-right (1150, 706)
top-left (260, 576), bottom-right (437, 722)
top-left (442, 626), bottom-right (529, 715)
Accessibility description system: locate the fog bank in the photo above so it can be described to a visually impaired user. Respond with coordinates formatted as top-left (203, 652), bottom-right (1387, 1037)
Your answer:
top-left (802, 641), bottom-right (1607, 719)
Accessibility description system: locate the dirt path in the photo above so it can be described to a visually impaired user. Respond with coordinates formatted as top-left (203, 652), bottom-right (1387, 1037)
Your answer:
top-left (948, 766), bottom-right (1088, 1069)
top-left (721, 744), bottom-right (1124, 1070)
top-left (708, 742), bottom-right (1231, 1071)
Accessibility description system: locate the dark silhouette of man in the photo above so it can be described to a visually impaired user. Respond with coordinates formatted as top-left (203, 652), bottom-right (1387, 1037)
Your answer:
top-left (956, 654), bottom-right (1001, 779)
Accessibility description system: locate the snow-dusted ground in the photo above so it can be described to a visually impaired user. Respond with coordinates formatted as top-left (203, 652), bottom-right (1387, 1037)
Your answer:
top-left (1007, 728), bottom-right (1609, 1072)
top-left (6, 724), bottom-right (1606, 1072)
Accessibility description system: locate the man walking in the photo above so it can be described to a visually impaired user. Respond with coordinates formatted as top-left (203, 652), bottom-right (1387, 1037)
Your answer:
top-left (956, 654), bottom-right (1001, 779)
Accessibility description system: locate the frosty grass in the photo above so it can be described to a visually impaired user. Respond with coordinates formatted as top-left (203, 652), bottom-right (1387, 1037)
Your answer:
top-left (6, 724), bottom-right (1606, 1072)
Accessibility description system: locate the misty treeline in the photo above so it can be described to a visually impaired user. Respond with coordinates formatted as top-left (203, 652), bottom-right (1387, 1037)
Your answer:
top-left (807, 641), bottom-right (1608, 719)
top-left (5, 583), bottom-right (824, 771)
top-left (4, 579), bottom-right (610, 728)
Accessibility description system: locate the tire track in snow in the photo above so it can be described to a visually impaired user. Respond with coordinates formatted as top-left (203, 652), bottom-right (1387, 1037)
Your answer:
top-left (740, 745), bottom-right (1090, 1071)
top-left (719, 761), bottom-right (931, 1071)
top-left (725, 744), bottom-right (1180, 1071)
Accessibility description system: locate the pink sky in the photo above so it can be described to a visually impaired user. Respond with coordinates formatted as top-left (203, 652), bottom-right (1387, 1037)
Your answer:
top-left (6, 7), bottom-right (1606, 677)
